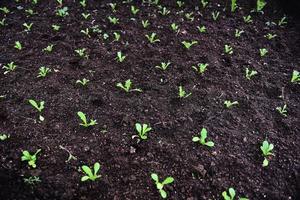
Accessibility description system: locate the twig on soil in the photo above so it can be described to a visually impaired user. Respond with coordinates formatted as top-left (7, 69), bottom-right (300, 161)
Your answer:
top-left (59, 145), bottom-right (77, 162)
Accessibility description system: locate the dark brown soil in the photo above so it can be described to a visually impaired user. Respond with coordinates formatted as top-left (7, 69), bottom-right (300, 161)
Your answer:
top-left (0, 0), bottom-right (299, 199)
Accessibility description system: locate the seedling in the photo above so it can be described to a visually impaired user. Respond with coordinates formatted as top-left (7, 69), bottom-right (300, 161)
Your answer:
top-left (156, 62), bottom-right (171, 71)
top-left (56, 0), bottom-right (63, 6)
top-left (185, 12), bottom-right (194, 21)
top-left (276, 104), bottom-right (288, 117)
top-left (131, 6), bottom-right (139, 15)
top-left (37, 66), bottom-right (51, 78)
top-left (142, 20), bottom-right (150, 28)
top-left (0, 133), bottom-right (10, 141)
top-left (52, 24), bottom-right (60, 31)
top-left (151, 173), bottom-right (174, 199)
top-left (2, 62), bottom-right (17, 74)
top-left (76, 78), bottom-right (89, 86)
top-left (182, 40), bottom-right (198, 49)
top-left (224, 100), bottom-right (239, 108)
top-left (231, 0), bottom-right (237, 12)
top-left (178, 86), bottom-right (192, 98)
top-left (81, 162), bottom-right (101, 181)
top-left (23, 22), bottom-right (33, 31)
top-left (79, 0), bottom-right (87, 8)
top-left (135, 123), bottom-right (152, 140)
top-left (24, 176), bottom-right (41, 185)
top-left (29, 99), bottom-right (45, 121)
top-left (80, 28), bottom-right (91, 37)
top-left (0, 7), bottom-right (10, 14)
top-left (158, 7), bottom-right (170, 16)
top-left (25, 9), bottom-right (36, 16)
top-left (235, 29), bottom-right (244, 38)
top-left (116, 79), bottom-right (142, 93)
top-left (113, 32), bottom-right (120, 42)
top-left (75, 48), bottom-right (88, 59)
top-left (109, 3), bottom-right (117, 12)
top-left (177, 1), bottom-right (184, 8)
top-left (278, 16), bottom-right (287, 27)
top-left (224, 45), bottom-right (233, 54)
top-left (260, 140), bottom-right (274, 167)
top-left (171, 23), bottom-right (179, 33)
top-left (201, 0), bottom-right (209, 8)
top-left (291, 70), bottom-right (300, 83)
top-left (192, 63), bottom-right (208, 74)
top-left (145, 33), bottom-right (160, 43)
top-left (108, 16), bottom-right (119, 25)
top-left (264, 33), bottom-right (277, 40)
top-left (77, 111), bottom-right (97, 127)
top-left (257, 0), bottom-right (267, 12)
top-left (21, 149), bottom-right (41, 168)
top-left (259, 48), bottom-right (268, 57)
top-left (0, 18), bottom-right (6, 27)
top-left (197, 25), bottom-right (206, 33)
top-left (116, 51), bottom-right (126, 62)
top-left (14, 41), bottom-right (22, 50)
top-left (222, 187), bottom-right (235, 200)
top-left (56, 7), bottom-right (69, 17)
top-left (245, 68), bottom-right (257, 80)
top-left (81, 13), bottom-right (91, 19)
top-left (212, 11), bottom-right (220, 21)
top-left (243, 15), bottom-right (253, 23)
top-left (192, 128), bottom-right (214, 147)
top-left (42, 44), bottom-right (54, 53)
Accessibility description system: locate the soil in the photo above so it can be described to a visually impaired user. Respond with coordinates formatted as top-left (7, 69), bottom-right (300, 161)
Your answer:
top-left (0, 0), bottom-right (299, 199)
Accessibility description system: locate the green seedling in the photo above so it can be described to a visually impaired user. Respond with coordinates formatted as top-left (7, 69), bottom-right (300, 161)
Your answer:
top-left (76, 78), bottom-right (89, 86)
top-left (32, 0), bottom-right (38, 5)
top-left (182, 40), bottom-right (198, 49)
top-left (171, 23), bottom-right (179, 33)
top-left (245, 68), bottom-right (257, 80)
top-left (56, 0), bottom-right (63, 6)
top-left (25, 9), bottom-right (36, 16)
top-left (224, 45), bottom-right (233, 54)
top-left (14, 41), bottom-right (22, 50)
top-left (113, 32), bottom-right (120, 42)
top-left (75, 48), bottom-right (88, 59)
top-left (135, 123), bottom-right (152, 140)
top-left (276, 104), bottom-right (287, 117)
top-left (158, 7), bottom-right (170, 16)
top-left (185, 12), bottom-right (194, 21)
top-left (192, 128), bottom-right (214, 147)
top-left (56, 7), bottom-right (69, 17)
top-left (243, 15), bottom-right (253, 23)
top-left (81, 13), bottom-right (91, 19)
top-left (52, 24), bottom-right (60, 31)
top-left (29, 99), bottom-right (45, 121)
top-left (278, 16), bottom-right (287, 27)
top-left (24, 176), bottom-right (41, 185)
top-left (23, 23), bottom-right (33, 31)
top-left (116, 51), bottom-right (126, 62)
top-left (80, 28), bottom-right (91, 37)
top-left (81, 162), bottom-right (101, 181)
top-left (2, 62), bottom-right (17, 74)
top-left (103, 33), bottom-right (109, 40)
top-left (151, 173), bottom-right (174, 199)
top-left (156, 62), bottom-right (171, 71)
top-left (235, 29), bottom-right (244, 38)
top-left (142, 20), bottom-right (150, 28)
top-left (109, 3), bottom-right (117, 12)
top-left (201, 0), bottom-right (209, 8)
top-left (257, 0), bottom-right (267, 12)
top-left (259, 48), bottom-right (268, 57)
top-left (231, 0), bottom-right (237, 12)
top-left (131, 5), bottom-right (139, 15)
top-left (178, 86), bottom-right (192, 98)
top-left (264, 33), bottom-right (277, 40)
top-left (77, 111), bottom-right (97, 127)
top-left (177, 1), bottom-right (185, 8)
top-left (224, 100), bottom-right (239, 108)
top-left (222, 187), bottom-right (236, 200)
top-left (116, 79), bottom-right (142, 93)
top-left (192, 63), bottom-right (208, 74)
top-left (145, 33), bottom-right (160, 43)
top-left (291, 70), bottom-right (300, 83)
top-left (212, 11), bottom-right (220, 21)
top-left (0, 18), bottom-right (7, 26)
top-left (21, 149), bottom-right (41, 168)
top-left (260, 140), bottom-right (274, 167)
top-left (0, 133), bottom-right (10, 141)
top-left (37, 66), bottom-right (51, 78)
top-left (108, 16), bottom-right (119, 24)
top-left (0, 7), bottom-right (10, 14)
top-left (197, 25), bottom-right (206, 33)
top-left (79, 0), bottom-right (87, 7)
top-left (42, 44), bottom-right (54, 52)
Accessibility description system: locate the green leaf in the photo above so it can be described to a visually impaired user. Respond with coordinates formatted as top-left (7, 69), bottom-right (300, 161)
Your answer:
top-left (162, 177), bottom-right (174, 185)
top-left (192, 137), bottom-right (200, 142)
top-left (157, 182), bottom-right (163, 190)
top-left (229, 188), bottom-right (236, 199)
top-left (82, 165), bottom-right (93, 177)
top-left (29, 99), bottom-right (38, 110)
top-left (81, 176), bottom-right (89, 182)
top-left (77, 111), bottom-right (87, 124)
top-left (135, 123), bottom-right (142, 134)
top-left (160, 189), bottom-right (167, 198)
top-left (94, 162), bottom-right (100, 174)
top-left (263, 158), bottom-right (269, 167)
top-left (222, 191), bottom-right (230, 200)
top-left (151, 173), bottom-right (158, 182)
top-left (205, 141), bottom-right (214, 147)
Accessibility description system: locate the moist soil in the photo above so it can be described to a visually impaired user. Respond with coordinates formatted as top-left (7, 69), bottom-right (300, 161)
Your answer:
top-left (0, 0), bottom-right (299, 199)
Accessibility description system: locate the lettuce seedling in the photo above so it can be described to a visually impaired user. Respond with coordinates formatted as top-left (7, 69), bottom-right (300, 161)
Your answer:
top-left (278, 16), bottom-right (287, 27)
top-left (224, 100), bottom-right (238, 108)
top-left (0, 7), bottom-right (10, 14)
top-left (222, 187), bottom-right (249, 200)
top-left (243, 15), bottom-right (253, 23)
top-left (257, 0), bottom-right (267, 12)
top-left (116, 51), bottom-right (126, 62)
top-left (260, 140), bottom-right (274, 167)
top-left (235, 29), bottom-right (244, 38)
top-left (21, 149), bottom-right (41, 168)
top-left (25, 9), bottom-right (36, 16)
top-left (108, 16), bottom-right (119, 24)
top-left (151, 173), bottom-right (174, 199)
top-left (81, 13), bottom-right (91, 20)
top-left (145, 33), bottom-right (160, 43)
top-left (42, 44), bottom-right (54, 52)
top-left (178, 86), bottom-right (192, 98)
top-left (56, 7), bottom-right (69, 17)
top-left (142, 20), bottom-right (150, 28)
top-left (0, 133), bottom-right (10, 141)
top-left (224, 45), bottom-right (233, 54)
top-left (77, 111), bottom-right (97, 127)
top-left (81, 162), bottom-right (101, 181)
top-left (76, 78), bottom-right (89, 86)
top-left (171, 23), bottom-right (179, 33)
top-left (29, 99), bottom-right (45, 121)
top-left (0, 18), bottom-right (6, 27)
top-left (177, 1), bottom-right (184, 8)
top-left (182, 40), bottom-right (198, 49)
top-left (23, 22), bottom-right (33, 31)
top-left (24, 176), bottom-right (41, 185)
top-left (38, 66), bottom-right (51, 78)
top-left (113, 32), bottom-right (120, 42)
top-left (201, 0), bottom-right (208, 8)
top-left (116, 79), bottom-right (142, 93)
top-left (192, 128), bottom-right (214, 147)
top-left (52, 24), bottom-right (60, 31)
top-left (192, 63), bottom-right (208, 74)
top-left (79, 0), bottom-right (87, 7)
top-left (14, 41), bottom-right (22, 50)
top-left (245, 68), bottom-right (257, 80)
top-left (291, 70), bottom-right (300, 83)
top-left (212, 11), bottom-right (220, 21)
top-left (185, 12), bottom-right (194, 21)
top-left (158, 7), bottom-right (170, 16)
top-left (259, 48), bottom-right (268, 57)
top-left (3, 62), bottom-right (17, 74)
top-left (80, 28), bottom-right (90, 37)
top-left (276, 104), bottom-right (287, 117)
top-left (131, 5), bottom-right (139, 15)
top-left (135, 123), bottom-right (151, 140)
top-left (264, 33), bottom-right (277, 40)
top-left (109, 3), bottom-right (117, 12)
top-left (156, 62), bottom-right (171, 71)
top-left (75, 48), bottom-right (88, 59)
top-left (197, 25), bottom-right (206, 33)
top-left (231, 0), bottom-right (237, 12)
top-left (56, 0), bottom-right (63, 6)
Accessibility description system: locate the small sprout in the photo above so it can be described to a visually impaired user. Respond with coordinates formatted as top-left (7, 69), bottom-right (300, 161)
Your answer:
top-left (52, 24), bottom-right (60, 31)
top-left (264, 33), bottom-right (277, 40)
top-left (79, 0), bottom-right (87, 8)
top-left (2, 62), bottom-right (17, 74)
top-left (113, 32), bottom-right (120, 42)
top-left (75, 48), bottom-right (88, 59)
top-left (177, 1), bottom-right (185, 8)
top-left (80, 28), bottom-right (91, 37)
top-left (0, 18), bottom-right (7, 27)
top-left (222, 188), bottom-right (235, 200)
top-left (81, 162), bottom-right (101, 182)
top-left (142, 19), bottom-right (150, 28)
top-left (182, 40), bottom-right (198, 49)
top-left (257, 0), bottom-right (267, 12)
top-left (109, 3), bottom-right (117, 12)
top-left (77, 111), bottom-right (97, 128)
top-left (145, 33), bottom-right (160, 43)
top-left (25, 9), bottom-right (36, 16)
top-left (37, 66), bottom-right (51, 78)
top-left (131, 5), bottom-right (139, 15)
top-left (56, 7), bottom-right (69, 17)
top-left (158, 7), bottom-right (170, 16)
top-left (116, 79), bottom-right (142, 93)
top-left (156, 62), bottom-right (171, 71)
top-left (276, 104), bottom-right (288, 117)
top-left (0, 7), bottom-right (10, 14)
top-left (24, 176), bottom-right (41, 185)
top-left (151, 173), bottom-right (174, 199)
top-left (108, 16), bottom-right (119, 25)
top-left (212, 11), bottom-right (220, 21)
top-left (278, 16), bottom-right (287, 27)
top-left (0, 133), bottom-right (10, 141)
top-left (201, 0), bottom-right (209, 8)
top-left (259, 48), bottom-right (268, 57)
top-left (28, 99), bottom-right (45, 121)
top-left (21, 149), bottom-right (41, 168)
top-left (116, 51), bottom-right (126, 62)
top-left (135, 123), bottom-right (152, 140)
top-left (260, 140), bottom-right (274, 167)
top-left (235, 29), bottom-right (244, 38)
top-left (178, 86), bottom-right (192, 98)
top-left (197, 25), bottom-right (206, 33)
top-left (192, 63), bottom-right (208, 74)
top-left (81, 13), bottom-right (91, 19)
top-left (23, 22), bottom-right (33, 32)
top-left (185, 12), bottom-right (194, 21)
top-left (76, 78), bottom-right (89, 86)
top-left (171, 23), bottom-right (179, 33)
top-left (231, 0), bottom-right (238, 12)
top-left (243, 15), bottom-right (253, 23)
top-left (14, 41), bottom-right (22, 50)
top-left (192, 128), bottom-right (214, 147)
top-left (224, 45), bottom-right (233, 54)
top-left (56, 0), bottom-right (63, 6)
top-left (245, 68), bottom-right (257, 80)
top-left (42, 44), bottom-right (54, 53)
top-left (291, 70), bottom-right (300, 83)
top-left (224, 100), bottom-right (239, 108)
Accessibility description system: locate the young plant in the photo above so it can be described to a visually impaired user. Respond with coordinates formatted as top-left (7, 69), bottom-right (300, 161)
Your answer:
top-left (259, 48), bottom-right (268, 57)
top-left (0, 18), bottom-right (7, 27)
top-left (291, 70), bottom-right (300, 83)
top-left (23, 22), bottom-right (33, 32)
top-left (243, 15), bottom-right (253, 23)
top-left (24, 176), bottom-right (41, 185)
top-left (224, 45), bottom-right (233, 55)
top-left (177, 1), bottom-right (184, 8)
top-left (25, 9), bottom-right (36, 16)
top-left (222, 187), bottom-right (235, 200)
top-left (0, 7), bottom-right (10, 14)
top-left (257, 0), bottom-right (267, 12)
top-left (192, 128), bottom-right (214, 147)
top-left (81, 162), bottom-right (101, 182)
top-left (75, 48), bottom-right (88, 59)
top-left (158, 7), bottom-right (170, 16)
top-left (135, 123), bottom-right (152, 140)
top-left (224, 100), bottom-right (239, 108)
top-left (14, 41), bottom-right (22, 50)
top-left (260, 140), bottom-right (274, 167)
top-left (145, 33), bottom-right (160, 43)
top-left (201, 0), bottom-right (209, 8)
top-left (185, 12), bottom-right (194, 21)
top-left (0, 133), bottom-right (10, 141)
top-left (52, 24), bottom-right (61, 31)
top-left (77, 111), bottom-right (97, 127)
top-left (264, 33), bottom-right (277, 40)
top-left (56, 7), bottom-right (69, 17)
top-left (142, 20), bottom-right (150, 28)
top-left (197, 25), bottom-right (206, 33)
top-left (278, 16), bottom-right (287, 27)
top-left (182, 40), bottom-right (198, 49)
top-left (21, 149), bottom-right (41, 168)
top-left (37, 66), bottom-right (51, 78)
top-left (113, 32), bottom-right (120, 42)
top-left (29, 99), bottom-right (45, 121)
top-left (156, 62), bottom-right (171, 71)
top-left (116, 79), bottom-right (142, 93)
top-left (192, 63), bottom-right (208, 74)
top-left (171, 23), bottom-right (179, 33)
top-left (151, 173), bottom-right (174, 199)
top-left (79, 0), bottom-right (87, 8)
top-left (131, 5), bottom-right (139, 15)
top-left (42, 44), bottom-right (54, 53)
top-left (276, 104), bottom-right (288, 117)
top-left (116, 51), bottom-right (126, 62)
top-left (235, 29), bottom-right (244, 38)
top-left (2, 62), bottom-right (17, 74)
top-left (76, 78), bottom-right (89, 86)
top-left (81, 13), bottom-right (91, 19)
top-left (231, 0), bottom-right (237, 12)
top-left (109, 3), bottom-right (117, 12)
top-left (80, 28), bottom-right (91, 37)
top-left (212, 11), bottom-right (220, 21)
top-left (245, 68), bottom-right (257, 80)
top-left (178, 86), bottom-right (192, 98)
top-left (56, 0), bottom-right (63, 6)
top-left (108, 16), bottom-right (119, 25)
